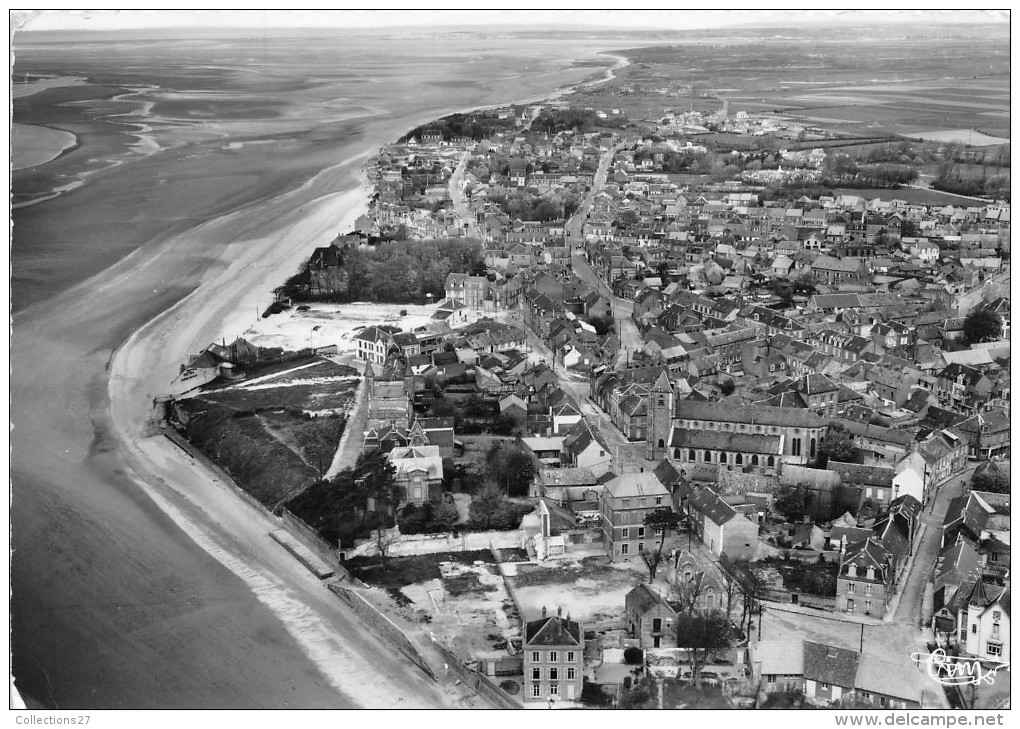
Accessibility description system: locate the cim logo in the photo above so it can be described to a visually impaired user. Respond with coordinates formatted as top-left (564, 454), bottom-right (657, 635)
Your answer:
top-left (911, 649), bottom-right (1010, 687)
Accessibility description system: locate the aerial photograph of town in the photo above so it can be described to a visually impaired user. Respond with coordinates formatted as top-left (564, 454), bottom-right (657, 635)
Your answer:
top-left (9, 8), bottom-right (1011, 717)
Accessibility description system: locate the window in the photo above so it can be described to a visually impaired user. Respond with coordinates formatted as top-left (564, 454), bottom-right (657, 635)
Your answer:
top-left (720, 452), bottom-right (728, 464)
top-left (987, 643), bottom-right (1002, 657)
top-left (792, 438), bottom-right (802, 456)
top-left (549, 684), bottom-right (559, 696)
top-left (655, 497), bottom-right (663, 506)
top-left (704, 450), bottom-right (712, 463)
top-left (735, 453), bottom-right (743, 465)
top-left (549, 652), bottom-right (558, 662)
top-left (865, 584), bottom-right (873, 597)
top-left (877, 489), bottom-right (885, 500)
top-left (549, 668), bottom-right (558, 680)
top-left (751, 455), bottom-right (759, 466)
top-left (810, 438), bottom-right (817, 458)
top-left (847, 599), bottom-right (855, 613)
top-left (866, 488), bottom-right (873, 499)
top-left (766, 674), bottom-right (777, 684)
top-left (637, 527), bottom-right (645, 538)
top-left (689, 449), bottom-right (696, 461)
top-left (972, 624), bottom-right (978, 634)
top-left (532, 668), bottom-right (541, 680)
top-left (621, 544), bottom-right (629, 556)
top-left (567, 652), bottom-right (574, 663)
top-left (638, 542), bottom-right (644, 552)
top-left (767, 455), bottom-right (775, 468)
top-left (621, 528), bottom-right (629, 539)
top-left (622, 499), bottom-right (630, 509)
top-left (860, 691), bottom-right (871, 701)
top-left (532, 683), bottom-right (542, 698)
top-left (821, 683), bottom-right (829, 690)
top-left (879, 697), bottom-right (887, 708)
top-left (532, 652), bottom-right (540, 663)
top-left (567, 668), bottom-right (576, 681)
top-left (865, 600), bottom-right (872, 614)
top-left (600, 450), bottom-right (605, 457)
top-left (847, 581), bottom-right (855, 594)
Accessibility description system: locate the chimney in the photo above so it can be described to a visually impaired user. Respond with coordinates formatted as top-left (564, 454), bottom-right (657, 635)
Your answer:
top-left (557, 606), bottom-right (563, 618)
top-left (542, 605), bottom-right (547, 619)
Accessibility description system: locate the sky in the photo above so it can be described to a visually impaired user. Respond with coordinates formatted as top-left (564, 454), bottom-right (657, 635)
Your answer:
top-left (13, 8), bottom-right (1009, 34)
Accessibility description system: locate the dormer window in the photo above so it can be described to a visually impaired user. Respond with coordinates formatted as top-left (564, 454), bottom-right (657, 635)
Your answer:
top-left (847, 564), bottom-right (857, 577)
top-left (866, 567), bottom-right (876, 580)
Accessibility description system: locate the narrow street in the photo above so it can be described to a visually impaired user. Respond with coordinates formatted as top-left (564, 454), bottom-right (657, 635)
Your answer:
top-left (448, 149), bottom-right (476, 238)
top-left (890, 466), bottom-right (974, 627)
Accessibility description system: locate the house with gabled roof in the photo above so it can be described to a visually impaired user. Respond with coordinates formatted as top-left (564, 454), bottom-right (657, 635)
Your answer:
top-left (523, 606), bottom-right (584, 703)
top-left (802, 641), bottom-right (860, 706)
top-left (836, 536), bottom-right (895, 617)
top-left (955, 581), bottom-right (1010, 664)
top-left (562, 421), bottom-right (612, 476)
top-left (624, 584), bottom-right (678, 649)
top-left (685, 487), bottom-right (758, 560)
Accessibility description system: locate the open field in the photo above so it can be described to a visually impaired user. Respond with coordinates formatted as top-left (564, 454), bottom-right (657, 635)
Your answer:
top-left (236, 301), bottom-right (478, 357)
top-left (506, 551), bottom-right (651, 624)
top-left (347, 550), bottom-right (517, 660)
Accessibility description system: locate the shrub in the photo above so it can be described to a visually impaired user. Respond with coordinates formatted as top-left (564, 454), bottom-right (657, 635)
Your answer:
top-left (624, 647), bottom-right (644, 665)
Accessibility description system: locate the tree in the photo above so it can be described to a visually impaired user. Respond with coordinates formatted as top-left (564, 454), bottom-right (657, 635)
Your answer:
top-left (723, 556), bottom-right (765, 638)
top-left (971, 469), bottom-right (1010, 494)
top-left (816, 423), bottom-right (857, 467)
top-left (671, 571), bottom-right (707, 615)
top-left (963, 308), bottom-right (1003, 344)
top-left (719, 379), bottom-right (736, 396)
top-left (487, 443), bottom-right (537, 497)
top-left (642, 508), bottom-right (681, 581)
top-left (774, 485), bottom-right (810, 522)
top-left (579, 680), bottom-right (613, 707)
top-left (468, 483), bottom-right (507, 530)
top-left (675, 610), bottom-right (733, 689)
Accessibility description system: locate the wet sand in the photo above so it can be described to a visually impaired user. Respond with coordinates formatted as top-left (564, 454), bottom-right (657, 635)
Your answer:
top-left (11, 36), bottom-right (628, 709)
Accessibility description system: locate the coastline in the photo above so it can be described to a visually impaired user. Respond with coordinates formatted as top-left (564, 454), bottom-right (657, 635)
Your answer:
top-left (101, 57), bottom-right (621, 702)
top-left (11, 122), bottom-right (79, 171)
top-left (11, 41), bottom-right (629, 708)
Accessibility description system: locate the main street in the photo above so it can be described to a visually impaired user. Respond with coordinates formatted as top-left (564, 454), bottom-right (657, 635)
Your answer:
top-left (564, 143), bottom-right (644, 368)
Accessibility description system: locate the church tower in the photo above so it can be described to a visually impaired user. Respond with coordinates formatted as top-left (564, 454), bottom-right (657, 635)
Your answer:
top-left (647, 368), bottom-right (674, 461)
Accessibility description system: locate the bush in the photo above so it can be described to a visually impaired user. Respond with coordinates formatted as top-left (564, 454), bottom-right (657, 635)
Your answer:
top-left (624, 647), bottom-right (644, 665)
top-left (580, 680), bottom-right (612, 707)
top-left (499, 680), bottom-right (520, 695)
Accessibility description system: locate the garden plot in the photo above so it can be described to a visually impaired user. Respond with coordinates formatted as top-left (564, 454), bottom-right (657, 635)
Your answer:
top-left (508, 553), bottom-right (650, 625)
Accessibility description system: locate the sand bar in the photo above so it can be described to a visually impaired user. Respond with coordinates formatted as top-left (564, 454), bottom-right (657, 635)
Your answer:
top-left (12, 122), bottom-right (78, 170)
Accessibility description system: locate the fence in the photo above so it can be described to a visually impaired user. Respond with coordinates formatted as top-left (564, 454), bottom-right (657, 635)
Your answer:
top-left (343, 527), bottom-right (525, 559)
top-left (490, 544), bottom-right (525, 626)
top-left (430, 639), bottom-right (522, 709)
top-left (328, 584), bottom-right (437, 682)
top-left (279, 507), bottom-right (349, 578)
top-left (163, 429), bottom-right (353, 584)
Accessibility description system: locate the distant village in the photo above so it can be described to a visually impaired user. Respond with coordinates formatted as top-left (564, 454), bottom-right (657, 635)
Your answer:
top-left (166, 97), bottom-right (1010, 710)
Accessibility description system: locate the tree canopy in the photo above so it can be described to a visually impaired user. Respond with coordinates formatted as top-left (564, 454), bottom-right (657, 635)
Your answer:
top-left (963, 308), bottom-right (1003, 344)
top-left (971, 468), bottom-right (1009, 495)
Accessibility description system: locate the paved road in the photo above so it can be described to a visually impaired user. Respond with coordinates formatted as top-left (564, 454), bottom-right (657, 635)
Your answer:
top-left (891, 466), bottom-right (974, 627)
top-left (571, 250), bottom-right (643, 368)
top-left (448, 150), bottom-right (476, 238)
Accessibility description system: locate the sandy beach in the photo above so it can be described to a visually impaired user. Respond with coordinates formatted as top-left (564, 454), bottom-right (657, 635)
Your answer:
top-left (11, 31), bottom-right (633, 709)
